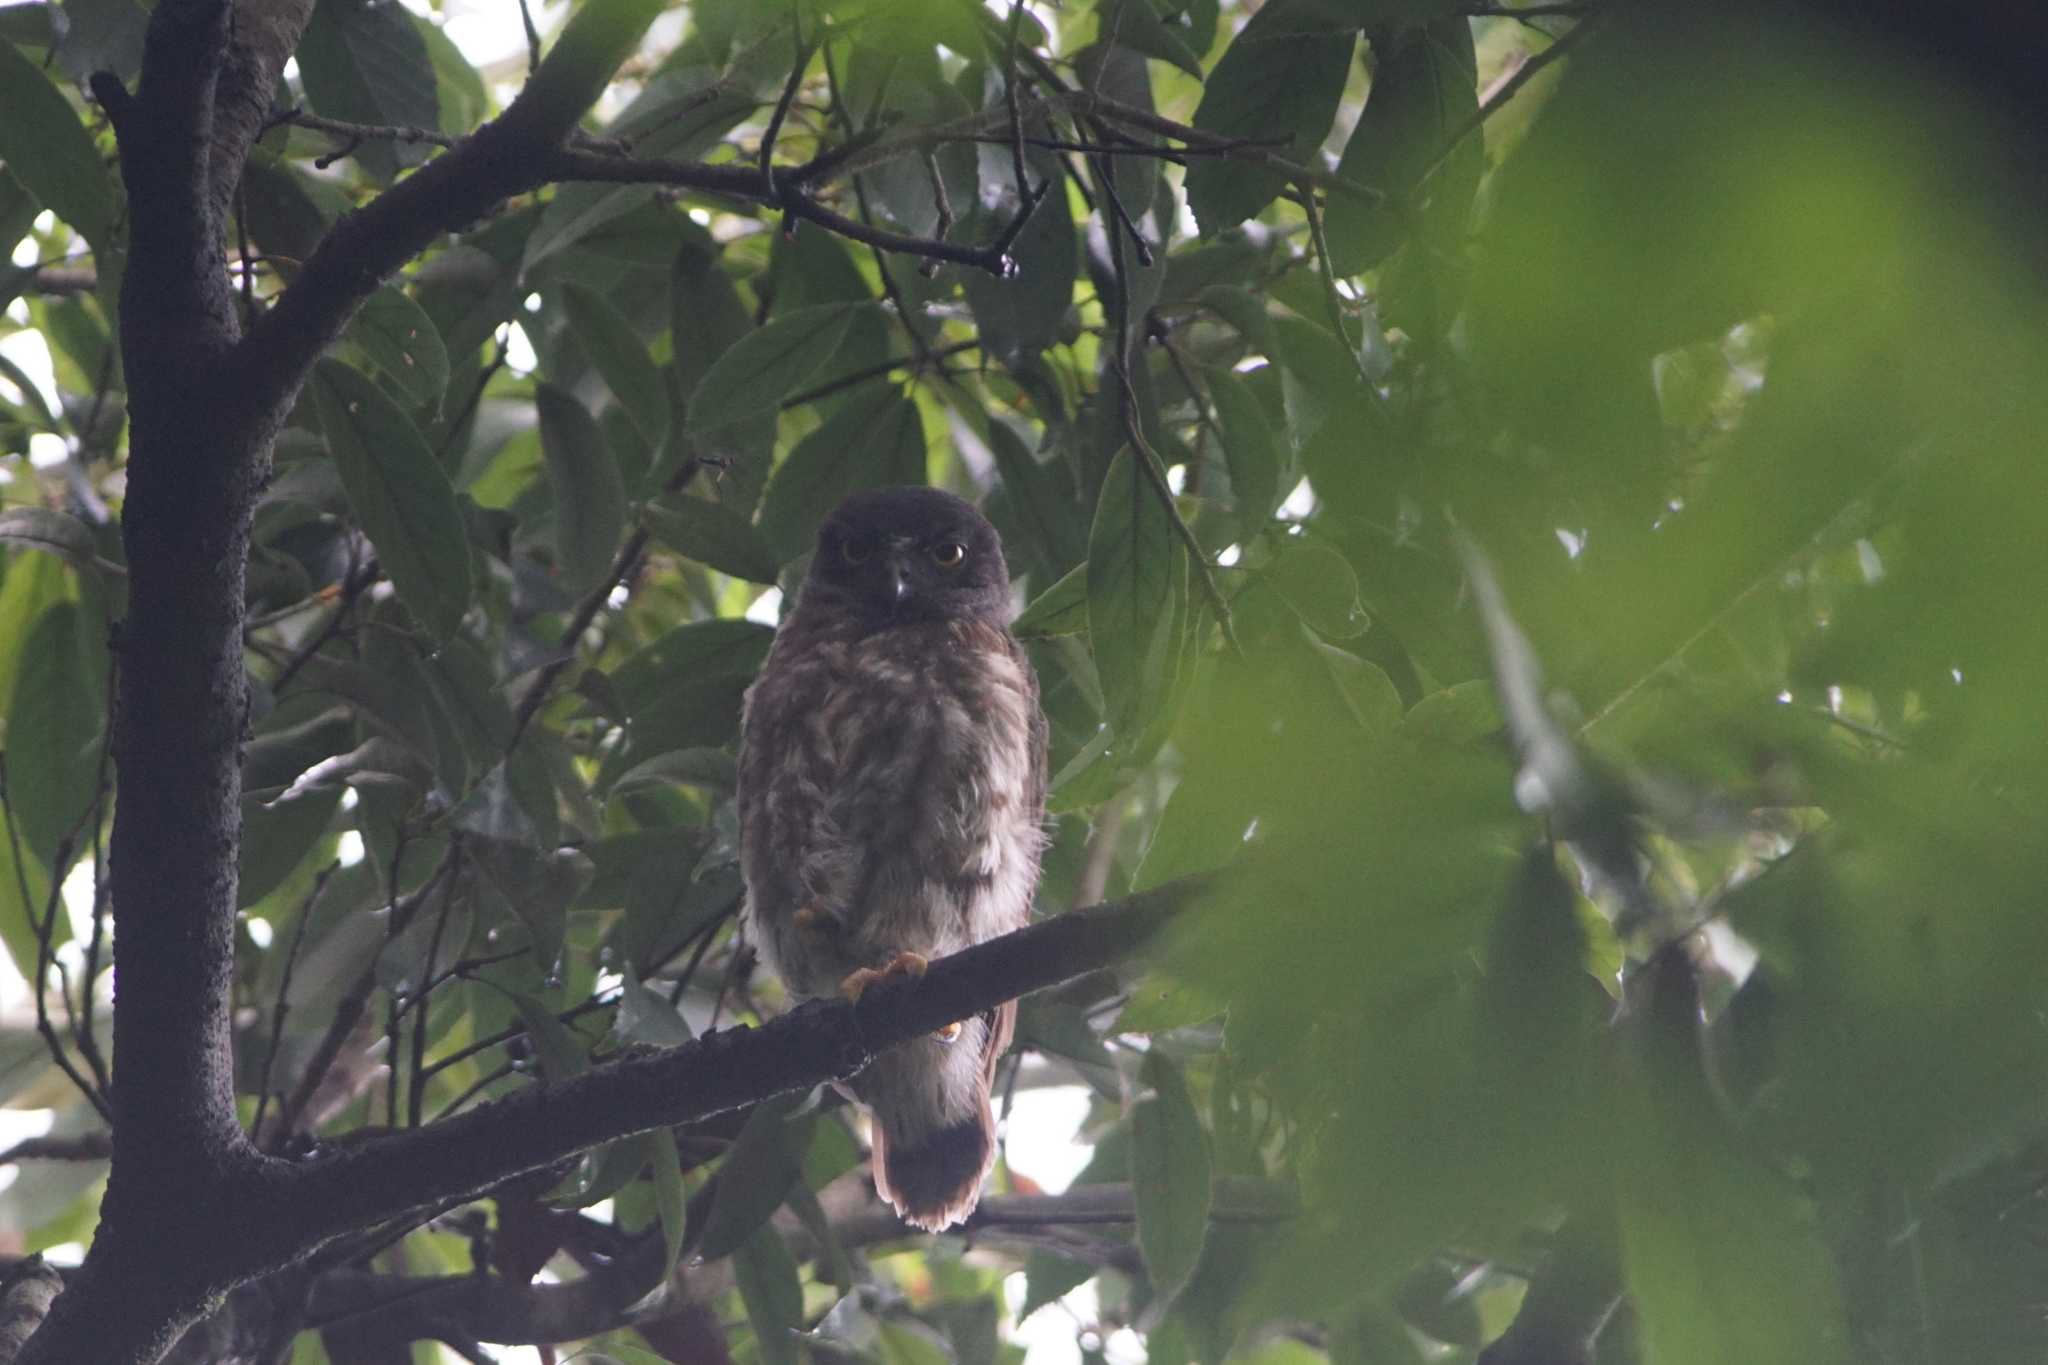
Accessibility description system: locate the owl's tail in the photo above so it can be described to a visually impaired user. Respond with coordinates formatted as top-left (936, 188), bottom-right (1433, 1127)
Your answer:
top-left (864, 1001), bottom-right (1015, 1232)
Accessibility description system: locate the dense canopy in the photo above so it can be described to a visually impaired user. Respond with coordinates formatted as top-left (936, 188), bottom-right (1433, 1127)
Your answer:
top-left (0, 1), bottom-right (2045, 1362)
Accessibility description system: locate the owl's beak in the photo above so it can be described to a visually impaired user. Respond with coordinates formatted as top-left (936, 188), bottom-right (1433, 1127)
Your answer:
top-left (887, 550), bottom-right (915, 604)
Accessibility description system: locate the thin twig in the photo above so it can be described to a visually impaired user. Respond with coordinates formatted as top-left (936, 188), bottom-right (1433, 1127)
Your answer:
top-left (1095, 157), bottom-right (1236, 646)
top-left (407, 861), bottom-right (464, 1128)
top-left (1003, 0), bottom-right (1035, 204)
top-left (516, 0), bottom-right (541, 76)
top-left (0, 1133), bottom-right (112, 1164)
top-left (278, 851), bottom-right (459, 1137)
top-left (1423, 3), bottom-right (1606, 183)
top-left (780, 338), bottom-right (979, 409)
top-left (252, 862), bottom-right (340, 1144)
top-left (759, 13), bottom-right (817, 198)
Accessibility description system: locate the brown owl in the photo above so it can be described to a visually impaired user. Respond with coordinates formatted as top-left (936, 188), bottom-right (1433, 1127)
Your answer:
top-left (737, 487), bottom-right (1048, 1231)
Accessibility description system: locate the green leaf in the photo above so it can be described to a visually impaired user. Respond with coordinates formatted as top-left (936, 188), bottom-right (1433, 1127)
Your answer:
top-left (561, 281), bottom-right (670, 445)
top-left (1205, 367), bottom-right (1282, 523)
top-left (0, 802), bottom-right (51, 981)
top-left (502, 987), bottom-right (587, 1082)
top-left (608, 618), bottom-right (774, 716)
top-left (472, 841), bottom-right (594, 983)
top-left (1012, 562), bottom-right (1089, 638)
top-left (551, 1132), bottom-right (655, 1209)
top-left (1184, 0), bottom-right (1358, 233)
top-left (732, 1223), bottom-right (804, 1365)
top-left (237, 787), bottom-right (341, 909)
top-left (1131, 1050), bottom-right (1212, 1308)
top-left (0, 508), bottom-right (97, 569)
top-left (1618, 964), bottom-right (1851, 1365)
top-left (1022, 1249), bottom-right (1096, 1320)
top-left (641, 496), bottom-right (780, 584)
top-left (1312, 641), bottom-right (1402, 736)
top-left (1268, 541), bottom-right (1368, 638)
top-left (522, 81), bottom-right (752, 274)
top-left (51, 0), bottom-right (147, 86)
top-left (295, 0), bottom-right (440, 181)
top-left (755, 388), bottom-right (926, 562)
top-left (692, 1096), bottom-right (811, 1260)
top-left (0, 37), bottom-right (115, 247)
top-left (609, 747), bottom-right (738, 799)
top-left (413, 11), bottom-right (486, 134)
top-left (1327, 18), bottom-right (1479, 275)
top-left (311, 360), bottom-right (474, 642)
top-left (514, 0), bottom-right (665, 146)
top-left (1097, 0), bottom-right (1204, 78)
top-left (6, 600), bottom-right (104, 871)
top-left (686, 303), bottom-right (864, 439)
top-left (1087, 449), bottom-right (1180, 739)
top-left (961, 142), bottom-right (1078, 367)
top-left (618, 857), bottom-right (741, 973)
top-left (343, 286), bottom-right (450, 411)
top-left (536, 383), bottom-right (628, 595)
top-left (614, 969), bottom-right (693, 1047)
top-left (650, 1127), bottom-right (687, 1281)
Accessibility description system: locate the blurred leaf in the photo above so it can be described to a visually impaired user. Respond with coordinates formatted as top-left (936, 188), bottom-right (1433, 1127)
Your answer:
top-left (1132, 1049), bottom-right (1213, 1308)
top-left (1185, 0), bottom-right (1357, 233)
top-left (537, 382), bottom-right (629, 595)
top-left (0, 508), bottom-right (97, 569)
top-left (296, 0), bottom-right (440, 181)
top-left (1311, 641), bottom-right (1402, 737)
top-left (687, 303), bottom-right (864, 438)
top-left (562, 281), bottom-right (670, 445)
top-left (1326, 19), bottom-right (1478, 275)
top-left (311, 360), bottom-right (474, 641)
top-left (0, 36), bottom-right (115, 247)
top-left (343, 286), bottom-right (450, 411)
top-left (1267, 541), bottom-right (1368, 639)
top-left (1617, 959), bottom-right (1851, 1365)
top-left (756, 388), bottom-right (926, 562)
top-left (1088, 449), bottom-right (1179, 740)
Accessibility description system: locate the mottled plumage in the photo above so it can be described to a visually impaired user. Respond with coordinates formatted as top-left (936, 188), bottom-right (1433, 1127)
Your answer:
top-left (737, 487), bottom-right (1047, 1230)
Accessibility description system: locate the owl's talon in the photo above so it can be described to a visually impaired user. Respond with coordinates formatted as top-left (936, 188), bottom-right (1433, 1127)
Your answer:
top-left (838, 951), bottom-right (930, 1004)
top-left (933, 1020), bottom-right (964, 1044)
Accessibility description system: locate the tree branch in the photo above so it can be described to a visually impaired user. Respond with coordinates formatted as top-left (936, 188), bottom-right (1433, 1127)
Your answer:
top-left (267, 877), bottom-right (1210, 1264)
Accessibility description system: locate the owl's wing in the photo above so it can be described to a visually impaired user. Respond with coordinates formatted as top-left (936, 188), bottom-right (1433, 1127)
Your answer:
top-left (738, 648), bottom-right (872, 963)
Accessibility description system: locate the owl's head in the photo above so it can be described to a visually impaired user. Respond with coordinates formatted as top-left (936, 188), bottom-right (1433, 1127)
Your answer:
top-left (801, 487), bottom-right (1013, 628)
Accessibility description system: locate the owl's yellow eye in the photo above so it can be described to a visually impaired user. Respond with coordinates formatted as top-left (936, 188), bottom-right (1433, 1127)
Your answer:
top-left (931, 542), bottom-right (967, 569)
top-left (841, 539), bottom-right (870, 566)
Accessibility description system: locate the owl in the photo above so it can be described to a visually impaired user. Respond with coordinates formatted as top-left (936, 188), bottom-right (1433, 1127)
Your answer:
top-left (737, 486), bottom-right (1048, 1231)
